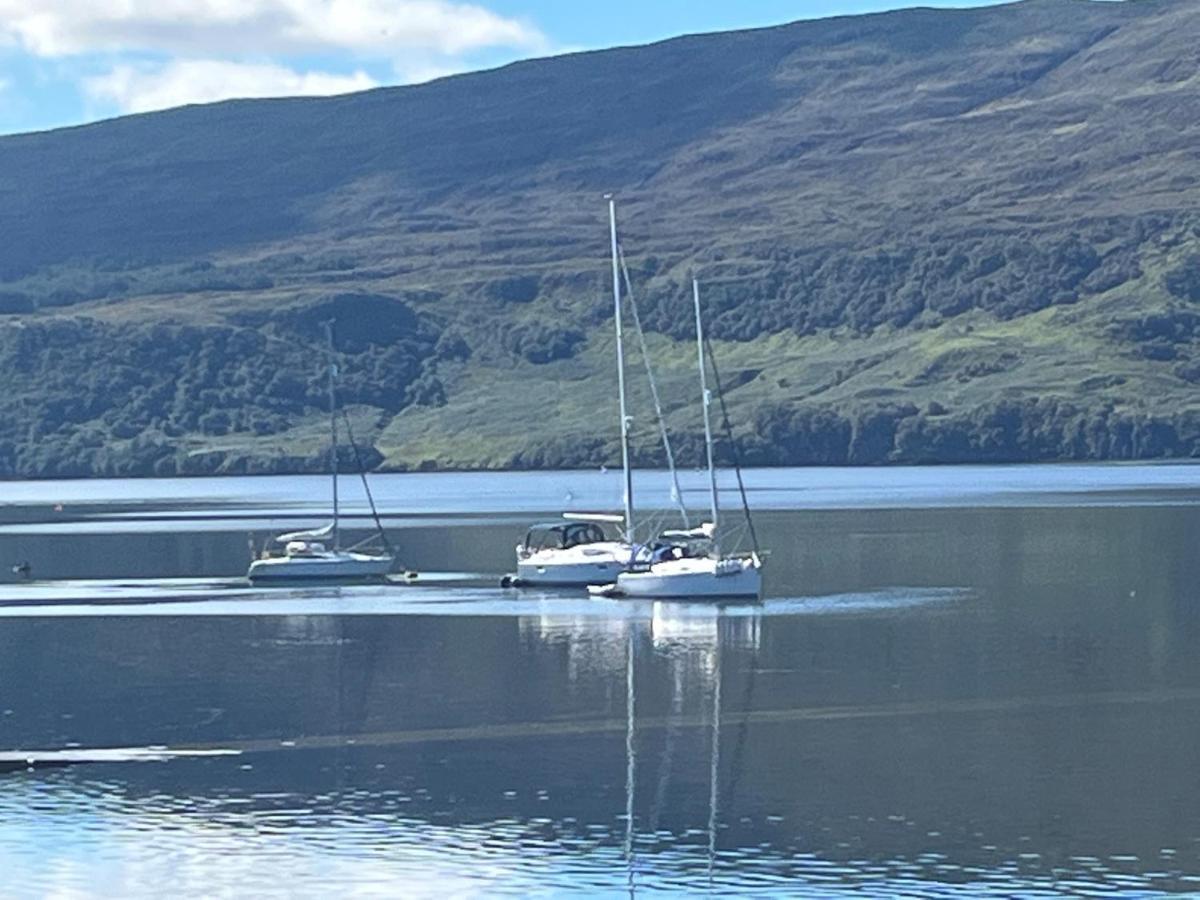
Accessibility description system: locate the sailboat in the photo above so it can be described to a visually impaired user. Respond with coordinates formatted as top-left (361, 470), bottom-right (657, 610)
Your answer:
top-left (513, 196), bottom-right (640, 587)
top-left (248, 322), bottom-right (397, 584)
top-left (590, 280), bottom-right (763, 600)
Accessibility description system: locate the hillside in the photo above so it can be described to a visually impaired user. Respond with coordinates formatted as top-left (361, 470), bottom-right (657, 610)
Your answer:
top-left (2, 0), bottom-right (1200, 477)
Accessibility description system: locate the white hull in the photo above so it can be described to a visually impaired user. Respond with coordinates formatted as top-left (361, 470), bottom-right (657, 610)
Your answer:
top-left (516, 541), bottom-right (634, 587)
top-left (248, 551), bottom-right (394, 583)
top-left (595, 556), bottom-right (762, 600)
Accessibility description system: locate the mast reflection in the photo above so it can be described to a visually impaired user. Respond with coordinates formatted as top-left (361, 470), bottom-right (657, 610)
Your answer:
top-left (518, 603), bottom-right (763, 893)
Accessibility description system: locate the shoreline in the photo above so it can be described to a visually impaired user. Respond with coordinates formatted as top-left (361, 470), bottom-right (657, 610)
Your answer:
top-left (1, 455), bottom-right (1198, 486)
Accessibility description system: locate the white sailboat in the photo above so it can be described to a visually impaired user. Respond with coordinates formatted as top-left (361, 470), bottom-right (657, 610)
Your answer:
top-left (513, 196), bottom-right (639, 586)
top-left (591, 280), bottom-right (764, 600)
top-left (248, 322), bottom-right (397, 584)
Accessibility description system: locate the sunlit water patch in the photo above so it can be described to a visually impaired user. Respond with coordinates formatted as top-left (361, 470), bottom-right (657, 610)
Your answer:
top-left (0, 767), bottom-right (1193, 897)
top-left (0, 579), bottom-right (970, 619)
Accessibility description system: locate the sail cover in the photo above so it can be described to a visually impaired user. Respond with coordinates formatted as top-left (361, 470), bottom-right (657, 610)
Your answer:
top-left (274, 522), bottom-right (335, 544)
top-left (660, 522), bottom-right (716, 540)
top-left (562, 512), bottom-right (624, 524)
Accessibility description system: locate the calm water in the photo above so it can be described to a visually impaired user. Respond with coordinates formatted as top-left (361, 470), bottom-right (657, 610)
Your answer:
top-left (2, 465), bottom-right (1200, 896)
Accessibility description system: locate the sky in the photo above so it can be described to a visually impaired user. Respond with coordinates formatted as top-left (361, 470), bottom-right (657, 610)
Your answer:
top-left (0, 0), bottom-right (1016, 136)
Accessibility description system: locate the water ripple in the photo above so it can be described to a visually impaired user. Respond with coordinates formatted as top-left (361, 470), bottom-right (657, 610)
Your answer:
top-left (0, 579), bottom-right (971, 620)
top-left (2, 769), bottom-right (1195, 897)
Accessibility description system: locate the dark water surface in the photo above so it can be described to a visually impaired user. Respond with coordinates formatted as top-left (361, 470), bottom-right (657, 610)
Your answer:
top-left (1, 465), bottom-right (1200, 896)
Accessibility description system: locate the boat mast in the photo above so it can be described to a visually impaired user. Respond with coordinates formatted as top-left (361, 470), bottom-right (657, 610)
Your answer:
top-left (694, 279), bottom-right (719, 556)
top-left (609, 196), bottom-right (635, 545)
top-left (325, 319), bottom-right (340, 552)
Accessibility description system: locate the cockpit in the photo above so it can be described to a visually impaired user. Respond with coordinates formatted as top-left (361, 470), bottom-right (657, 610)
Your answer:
top-left (522, 522), bottom-right (610, 553)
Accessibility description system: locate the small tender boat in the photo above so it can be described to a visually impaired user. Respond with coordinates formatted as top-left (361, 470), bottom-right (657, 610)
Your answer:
top-left (514, 515), bottom-right (633, 587)
top-left (248, 321), bottom-right (396, 584)
top-left (590, 280), bottom-right (764, 601)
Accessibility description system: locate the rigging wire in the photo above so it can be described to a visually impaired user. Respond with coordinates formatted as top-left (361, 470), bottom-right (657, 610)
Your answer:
top-left (325, 321), bottom-right (340, 551)
top-left (703, 334), bottom-right (761, 557)
top-left (245, 327), bottom-right (394, 552)
top-left (617, 243), bottom-right (691, 530)
top-left (338, 408), bottom-right (394, 556)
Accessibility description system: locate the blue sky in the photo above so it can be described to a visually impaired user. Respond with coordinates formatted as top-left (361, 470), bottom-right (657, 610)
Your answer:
top-left (0, 0), bottom-right (1013, 136)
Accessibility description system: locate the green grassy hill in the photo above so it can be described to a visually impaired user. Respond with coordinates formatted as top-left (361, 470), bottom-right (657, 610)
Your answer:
top-left (2, 0), bottom-right (1200, 476)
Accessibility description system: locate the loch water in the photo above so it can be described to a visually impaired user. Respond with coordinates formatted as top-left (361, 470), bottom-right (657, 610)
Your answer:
top-left (1, 464), bottom-right (1200, 896)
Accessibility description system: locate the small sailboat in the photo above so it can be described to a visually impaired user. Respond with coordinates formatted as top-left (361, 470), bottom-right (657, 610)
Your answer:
top-left (248, 322), bottom-right (396, 584)
top-left (512, 196), bottom-right (639, 587)
top-left (591, 280), bottom-right (764, 600)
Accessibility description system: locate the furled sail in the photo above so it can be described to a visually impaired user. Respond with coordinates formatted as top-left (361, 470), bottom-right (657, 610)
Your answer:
top-left (273, 522), bottom-right (335, 544)
top-left (659, 522), bottom-right (716, 541)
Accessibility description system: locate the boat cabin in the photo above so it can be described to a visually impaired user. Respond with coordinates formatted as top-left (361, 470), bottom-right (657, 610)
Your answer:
top-left (522, 522), bottom-right (610, 554)
top-left (284, 540), bottom-right (328, 558)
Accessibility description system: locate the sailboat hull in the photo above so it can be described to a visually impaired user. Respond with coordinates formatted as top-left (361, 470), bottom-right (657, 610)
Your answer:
top-left (248, 551), bottom-right (395, 583)
top-left (595, 556), bottom-right (763, 600)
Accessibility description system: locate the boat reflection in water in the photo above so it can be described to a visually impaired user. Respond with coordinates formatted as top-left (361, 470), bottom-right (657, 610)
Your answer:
top-left (520, 601), bottom-right (760, 891)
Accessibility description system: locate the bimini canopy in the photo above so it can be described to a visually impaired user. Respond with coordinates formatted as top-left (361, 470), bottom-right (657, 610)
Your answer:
top-left (524, 521), bottom-right (610, 551)
top-left (274, 522), bottom-right (335, 544)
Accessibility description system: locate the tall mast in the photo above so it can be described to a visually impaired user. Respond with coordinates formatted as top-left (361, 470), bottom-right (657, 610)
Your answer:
top-left (694, 279), bottom-right (719, 556)
top-left (325, 319), bottom-right (340, 551)
top-left (610, 196), bottom-right (635, 545)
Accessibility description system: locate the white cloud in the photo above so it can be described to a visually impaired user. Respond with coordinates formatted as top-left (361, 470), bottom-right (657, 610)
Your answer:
top-left (85, 59), bottom-right (378, 114)
top-left (0, 0), bottom-right (546, 58)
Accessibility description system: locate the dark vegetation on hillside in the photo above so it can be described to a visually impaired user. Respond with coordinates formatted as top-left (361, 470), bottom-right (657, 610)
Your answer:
top-left (635, 219), bottom-right (1153, 341)
top-left (1, 0), bottom-right (1200, 476)
top-left (506, 400), bottom-right (1200, 471)
top-left (0, 296), bottom-right (447, 476)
